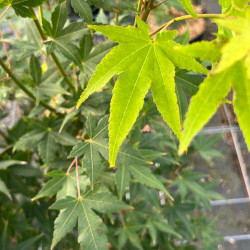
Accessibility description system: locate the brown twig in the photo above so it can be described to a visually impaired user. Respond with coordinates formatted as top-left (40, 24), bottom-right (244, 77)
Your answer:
top-left (152, 0), bottom-right (168, 9)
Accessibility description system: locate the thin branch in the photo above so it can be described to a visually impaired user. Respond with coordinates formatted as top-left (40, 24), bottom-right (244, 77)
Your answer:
top-left (152, 0), bottom-right (168, 9)
top-left (0, 5), bottom-right (10, 21)
top-left (0, 57), bottom-right (58, 113)
top-left (0, 29), bottom-right (11, 70)
top-left (140, 0), bottom-right (155, 22)
top-left (150, 13), bottom-right (226, 36)
top-left (29, 8), bottom-right (76, 92)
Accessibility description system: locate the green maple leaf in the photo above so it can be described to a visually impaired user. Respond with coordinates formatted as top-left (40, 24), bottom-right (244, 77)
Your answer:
top-left (179, 15), bottom-right (250, 154)
top-left (77, 17), bottom-right (207, 167)
top-left (214, 16), bottom-right (250, 75)
top-left (50, 189), bottom-right (131, 249)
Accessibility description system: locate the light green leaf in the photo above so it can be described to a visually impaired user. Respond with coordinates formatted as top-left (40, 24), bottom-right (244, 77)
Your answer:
top-left (219, 0), bottom-right (232, 10)
top-left (214, 18), bottom-right (250, 73)
top-left (78, 19), bottom-right (206, 167)
top-left (245, 54), bottom-right (250, 79)
top-left (232, 62), bottom-right (250, 150)
top-left (151, 45), bottom-right (182, 138)
top-left (232, 0), bottom-right (249, 10)
top-left (179, 70), bottom-right (232, 154)
top-left (128, 165), bottom-right (173, 200)
top-left (71, 0), bottom-right (93, 24)
top-left (177, 0), bottom-right (198, 17)
top-left (83, 41), bottom-right (114, 76)
top-left (175, 41), bottom-right (222, 62)
top-left (109, 47), bottom-right (153, 167)
top-left (77, 43), bottom-right (150, 107)
top-left (215, 35), bottom-right (250, 73)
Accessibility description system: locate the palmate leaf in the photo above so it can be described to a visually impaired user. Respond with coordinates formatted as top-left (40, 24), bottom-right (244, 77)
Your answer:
top-left (179, 16), bottom-right (250, 154)
top-left (50, 190), bottom-right (130, 249)
top-left (178, 69), bottom-right (232, 154)
top-left (77, 17), bottom-right (207, 167)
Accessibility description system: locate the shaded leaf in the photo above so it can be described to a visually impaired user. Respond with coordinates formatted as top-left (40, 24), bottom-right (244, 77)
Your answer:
top-left (50, 191), bottom-right (130, 249)
top-left (0, 178), bottom-right (10, 197)
top-left (71, 0), bottom-right (93, 24)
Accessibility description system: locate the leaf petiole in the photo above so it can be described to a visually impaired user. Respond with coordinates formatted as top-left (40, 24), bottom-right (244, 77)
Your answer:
top-left (150, 13), bottom-right (226, 37)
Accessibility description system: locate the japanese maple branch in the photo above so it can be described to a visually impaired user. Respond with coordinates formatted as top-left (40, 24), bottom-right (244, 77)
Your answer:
top-left (152, 0), bottom-right (168, 9)
top-left (0, 57), bottom-right (57, 113)
top-left (150, 13), bottom-right (226, 36)
top-left (29, 8), bottom-right (75, 93)
top-left (140, 0), bottom-right (155, 22)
